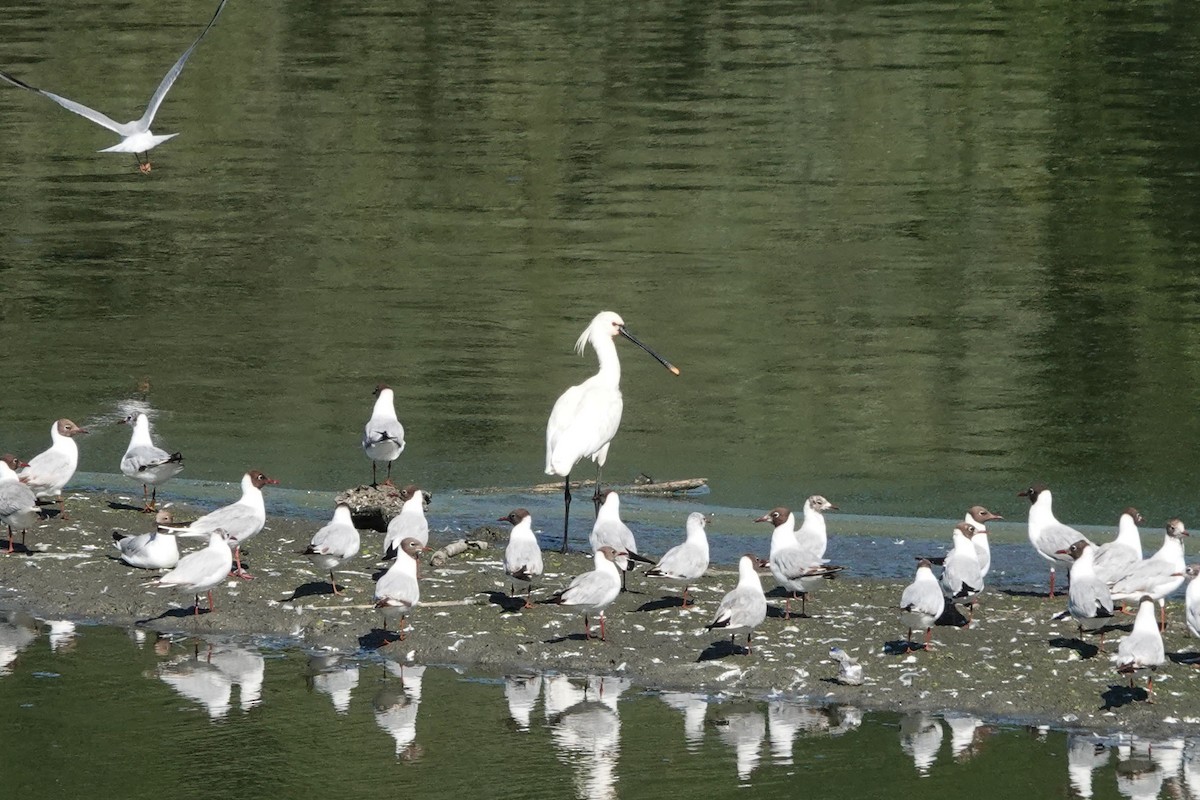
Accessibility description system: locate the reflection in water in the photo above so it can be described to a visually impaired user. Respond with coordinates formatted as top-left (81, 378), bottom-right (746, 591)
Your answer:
top-left (714, 707), bottom-right (766, 783)
top-left (1067, 734), bottom-right (1111, 799)
top-left (899, 713), bottom-right (943, 777)
top-left (308, 653), bottom-right (359, 715)
top-left (659, 691), bottom-right (707, 750)
top-left (1186, 739), bottom-right (1200, 798)
top-left (46, 620), bottom-right (76, 653)
top-left (0, 611), bottom-right (37, 675)
top-left (944, 714), bottom-right (987, 762)
top-left (157, 640), bottom-right (265, 719)
top-left (373, 662), bottom-right (425, 760)
top-left (547, 676), bottom-right (629, 800)
top-left (504, 674), bottom-right (541, 732)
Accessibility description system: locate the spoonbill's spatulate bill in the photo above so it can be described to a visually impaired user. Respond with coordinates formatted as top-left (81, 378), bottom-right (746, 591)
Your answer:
top-left (0, 0), bottom-right (228, 173)
top-left (544, 311), bottom-right (679, 553)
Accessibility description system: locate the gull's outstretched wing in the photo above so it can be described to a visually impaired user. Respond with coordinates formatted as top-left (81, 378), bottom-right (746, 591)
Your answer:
top-left (137, 0), bottom-right (227, 129)
top-left (0, 69), bottom-right (128, 134)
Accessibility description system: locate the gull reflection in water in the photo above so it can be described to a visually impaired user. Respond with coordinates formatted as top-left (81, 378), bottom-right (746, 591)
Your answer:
top-left (374, 661), bottom-right (425, 760)
top-left (46, 620), bottom-right (77, 653)
top-left (158, 640), bottom-right (265, 719)
top-left (1184, 739), bottom-right (1200, 798)
top-left (505, 674), bottom-right (541, 731)
top-left (659, 692), bottom-right (708, 750)
top-left (712, 705), bottom-right (766, 783)
top-left (547, 675), bottom-right (630, 800)
top-left (899, 713), bottom-right (943, 776)
top-left (944, 714), bottom-right (990, 762)
top-left (1066, 734), bottom-right (1111, 799)
top-left (308, 652), bottom-right (359, 715)
top-left (766, 701), bottom-right (861, 765)
top-left (0, 611), bottom-right (38, 676)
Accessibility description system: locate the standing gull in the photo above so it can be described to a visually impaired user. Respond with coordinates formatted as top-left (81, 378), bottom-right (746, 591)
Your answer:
top-left (1092, 507), bottom-right (1146, 586)
top-left (302, 504), bottom-right (361, 596)
top-left (374, 537), bottom-right (428, 642)
top-left (757, 506), bottom-right (842, 618)
top-left (644, 512), bottom-right (711, 608)
top-left (1056, 540), bottom-right (1118, 651)
top-left (589, 491), bottom-right (653, 591)
top-left (1184, 565), bottom-right (1200, 644)
top-left (20, 419), bottom-right (88, 520)
top-left (549, 545), bottom-right (623, 641)
top-left (1019, 484), bottom-right (1093, 597)
top-left (544, 311), bottom-right (678, 553)
top-left (964, 505), bottom-right (1003, 578)
top-left (362, 383), bottom-right (405, 487)
top-left (1115, 597), bottom-right (1166, 702)
top-left (149, 529), bottom-right (234, 616)
top-left (940, 522), bottom-right (984, 624)
top-left (704, 555), bottom-right (768, 655)
top-left (160, 470), bottom-right (277, 579)
top-left (118, 413), bottom-right (184, 512)
top-left (0, 455), bottom-right (38, 554)
top-left (899, 559), bottom-right (945, 651)
top-left (382, 485), bottom-right (430, 559)
top-left (501, 508), bottom-right (543, 608)
top-left (794, 495), bottom-right (838, 560)
top-left (0, 0), bottom-right (228, 173)
top-left (1109, 518), bottom-right (1188, 629)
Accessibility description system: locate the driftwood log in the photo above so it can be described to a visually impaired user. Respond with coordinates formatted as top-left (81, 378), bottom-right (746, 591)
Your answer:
top-left (429, 539), bottom-right (491, 568)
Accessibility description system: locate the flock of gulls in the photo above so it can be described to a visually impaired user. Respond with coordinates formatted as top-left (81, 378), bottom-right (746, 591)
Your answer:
top-left (2, 309), bottom-right (1199, 712)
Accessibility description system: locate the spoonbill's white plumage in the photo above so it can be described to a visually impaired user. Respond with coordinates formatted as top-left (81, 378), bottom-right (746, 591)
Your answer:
top-left (1019, 484), bottom-right (1093, 597)
top-left (362, 383), bottom-right (405, 486)
top-left (544, 311), bottom-right (678, 553)
top-left (0, 0), bottom-right (228, 173)
top-left (501, 508), bottom-right (543, 608)
top-left (118, 413), bottom-right (184, 512)
top-left (0, 455), bottom-right (38, 554)
top-left (303, 504), bottom-right (361, 596)
top-left (19, 419), bottom-right (88, 520)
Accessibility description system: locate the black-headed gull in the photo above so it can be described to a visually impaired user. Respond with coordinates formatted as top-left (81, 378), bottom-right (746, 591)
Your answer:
top-left (113, 515), bottom-right (180, 570)
top-left (149, 529), bottom-right (234, 616)
top-left (19, 418), bottom-right (88, 520)
top-left (0, 454), bottom-right (38, 554)
top-left (551, 545), bottom-right (623, 641)
top-left (644, 512), bottom-right (711, 608)
top-left (900, 559), bottom-right (945, 651)
top-left (383, 485), bottom-right (430, 559)
top-left (590, 490), bottom-right (653, 591)
top-left (1019, 483), bottom-right (1093, 597)
top-left (374, 537), bottom-right (428, 642)
top-left (757, 506), bottom-right (842, 618)
top-left (160, 470), bottom-right (277, 579)
top-left (704, 554), bottom-right (768, 654)
top-left (0, 0), bottom-right (228, 173)
top-left (1109, 518), bottom-right (1188, 629)
top-left (362, 383), bottom-right (405, 487)
top-left (1185, 564), bottom-right (1200, 643)
top-left (940, 522), bottom-right (984, 623)
top-left (1092, 507), bottom-right (1145, 586)
top-left (303, 503), bottom-right (361, 596)
top-left (1115, 596), bottom-right (1166, 702)
top-left (964, 505), bottom-right (1003, 578)
top-left (794, 495), bottom-right (838, 558)
top-left (501, 508), bottom-right (543, 608)
top-left (544, 311), bottom-right (678, 553)
top-left (1056, 540), bottom-right (1118, 651)
top-left (118, 413), bottom-right (184, 512)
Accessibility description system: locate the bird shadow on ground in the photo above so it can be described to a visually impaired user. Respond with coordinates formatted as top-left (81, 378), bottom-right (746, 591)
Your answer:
top-left (284, 581), bottom-right (336, 601)
top-left (1168, 651), bottom-right (1200, 666)
top-left (935, 604), bottom-right (971, 627)
top-left (1049, 636), bottom-right (1100, 660)
top-left (767, 604), bottom-right (811, 620)
top-left (358, 629), bottom-right (405, 651)
top-left (543, 633), bottom-right (596, 644)
top-left (107, 500), bottom-right (147, 513)
top-left (3, 542), bottom-right (36, 556)
top-left (135, 605), bottom-right (210, 625)
top-left (1100, 683), bottom-right (1150, 710)
top-left (34, 506), bottom-right (61, 521)
top-left (697, 639), bottom-right (749, 660)
top-left (999, 588), bottom-right (1054, 600)
top-left (883, 639), bottom-right (930, 656)
top-left (636, 596), bottom-right (689, 612)
top-left (482, 591), bottom-right (529, 614)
